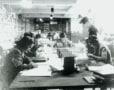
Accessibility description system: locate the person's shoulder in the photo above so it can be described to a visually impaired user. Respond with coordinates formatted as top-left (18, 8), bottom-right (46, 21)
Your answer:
top-left (9, 48), bottom-right (21, 55)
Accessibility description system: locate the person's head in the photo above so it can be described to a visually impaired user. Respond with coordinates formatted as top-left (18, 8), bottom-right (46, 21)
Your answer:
top-left (89, 26), bottom-right (98, 36)
top-left (47, 32), bottom-right (51, 37)
top-left (80, 17), bottom-right (88, 24)
top-left (59, 32), bottom-right (65, 39)
top-left (86, 26), bottom-right (99, 48)
top-left (15, 36), bottom-right (34, 51)
top-left (24, 32), bottom-right (34, 38)
top-left (35, 34), bottom-right (41, 39)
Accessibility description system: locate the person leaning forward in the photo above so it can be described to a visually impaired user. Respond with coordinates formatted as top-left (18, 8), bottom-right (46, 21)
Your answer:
top-left (1, 36), bottom-right (36, 89)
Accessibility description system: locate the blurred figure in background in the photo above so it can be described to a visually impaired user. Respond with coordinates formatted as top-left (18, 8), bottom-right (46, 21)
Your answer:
top-left (53, 32), bottom-right (60, 40)
top-left (47, 32), bottom-right (52, 40)
top-left (36, 33), bottom-right (53, 48)
top-left (54, 32), bottom-right (74, 48)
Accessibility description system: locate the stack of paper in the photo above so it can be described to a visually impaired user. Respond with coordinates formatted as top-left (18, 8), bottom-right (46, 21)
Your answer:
top-left (47, 57), bottom-right (64, 71)
top-left (88, 64), bottom-right (114, 82)
top-left (88, 64), bottom-right (114, 79)
top-left (20, 64), bottom-right (52, 76)
top-left (88, 64), bottom-right (114, 75)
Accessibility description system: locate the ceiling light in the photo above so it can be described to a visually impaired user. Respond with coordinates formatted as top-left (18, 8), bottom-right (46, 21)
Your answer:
top-left (51, 7), bottom-right (54, 13)
top-left (50, 7), bottom-right (54, 20)
top-left (39, 18), bottom-right (43, 22)
top-left (21, 0), bottom-right (33, 8)
top-left (50, 14), bottom-right (53, 20)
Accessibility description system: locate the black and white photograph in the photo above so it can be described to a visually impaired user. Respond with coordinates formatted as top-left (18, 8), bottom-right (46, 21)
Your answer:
top-left (0, 0), bottom-right (114, 90)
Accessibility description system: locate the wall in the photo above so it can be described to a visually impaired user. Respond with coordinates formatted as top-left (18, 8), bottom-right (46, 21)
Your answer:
top-left (70, 18), bottom-right (83, 43)
top-left (34, 18), bottom-right (69, 33)
top-left (0, 5), bottom-right (25, 50)
top-left (25, 19), bottom-right (35, 32)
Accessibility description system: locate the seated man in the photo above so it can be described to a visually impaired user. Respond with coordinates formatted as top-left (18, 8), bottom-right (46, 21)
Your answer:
top-left (54, 32), bottom-right (74, 48)
top-left (86, 27), bottom-right (113, 65)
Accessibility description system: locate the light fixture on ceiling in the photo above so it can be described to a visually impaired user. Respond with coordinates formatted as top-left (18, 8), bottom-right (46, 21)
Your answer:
top-left (50, 14), bottom-right (53, 20)
top-left (50, 7), bottom-right (54, 20)
top-left (21, 0), bottom-right (33, 8)
top-left (51, 7), bottom-right (54, 14)
top-left (39, 18), bottom-right (43, 22)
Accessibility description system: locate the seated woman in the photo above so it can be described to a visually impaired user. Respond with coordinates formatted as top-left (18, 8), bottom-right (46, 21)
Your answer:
top-left (2, 36), bottom-right (35, 89)
top-left (47, 32), bottom-right (52, 40)
top-left (54, 32), bottom-right (74, 48)
top-left (35, 33), bottom-right (53, 48)
top-left (86, 26), bottom-right (113, 65)
top-left (24, 32), bottom-right (39, 57)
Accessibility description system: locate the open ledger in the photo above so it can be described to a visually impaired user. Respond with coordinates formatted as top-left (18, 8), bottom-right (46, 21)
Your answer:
top-left (83, 64), bottom-right (114, 83)
top-left (88, 64), bottom-right (114, 75)
top-left (20, 63), bottom-right (52, 76)
top-left (88, 64), bottom-right (114, 79)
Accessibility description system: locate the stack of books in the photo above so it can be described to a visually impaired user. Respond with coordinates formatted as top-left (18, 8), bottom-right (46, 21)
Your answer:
top-left (88, 64), bottom-right (114, 83)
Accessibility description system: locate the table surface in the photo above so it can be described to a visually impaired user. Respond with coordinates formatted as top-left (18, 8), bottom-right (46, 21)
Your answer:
top-left (9, 70), bottom-right (91, 89)
top-left (10, 70), bottom-right (114, 89)
top-left (9, 48), bottom-right (114, 89)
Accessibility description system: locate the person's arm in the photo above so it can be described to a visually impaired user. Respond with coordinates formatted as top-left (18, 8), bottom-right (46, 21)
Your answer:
top-left (88, 53), bottom-right (105, 61)
top-left (66, 38), bottom-right (75, 47)
top-left (87, 47), bottom-right (108, 63)
top-left (12, 49), bottom-right (33, 70)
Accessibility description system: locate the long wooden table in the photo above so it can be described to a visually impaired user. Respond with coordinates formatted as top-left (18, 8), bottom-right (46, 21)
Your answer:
top-left (9, 48), bottom-right (114, 90)
top-left (9, 69), bottom-right (114, 90)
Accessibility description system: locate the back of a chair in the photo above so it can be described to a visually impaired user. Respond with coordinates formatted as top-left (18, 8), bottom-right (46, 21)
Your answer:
top-left (107, 44), bottom-right (114, 65)
top-left (100, 45), bottom-right (113, 65)
top-left (0, 48), bottom-right (9, 90)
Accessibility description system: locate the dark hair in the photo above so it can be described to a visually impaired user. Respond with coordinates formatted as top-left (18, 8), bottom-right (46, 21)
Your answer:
top-left (35, 34), bottom-right (41, 39)
top-left (24, 32), bottom-right (34, 38)
top-left (47, 32), bottom-right (51, 37)
top-left (80, 17), bottom-right (88, 24)
top-left (15, 36), bottom-right (34, 50)
top-left (89, 26), bottom-right (98, 36)
top-left (59, 32), bottom-right (65, 38)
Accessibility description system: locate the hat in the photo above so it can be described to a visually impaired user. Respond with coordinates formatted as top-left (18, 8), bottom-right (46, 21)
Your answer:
top-left (80, 17), bottom-right (88, 24)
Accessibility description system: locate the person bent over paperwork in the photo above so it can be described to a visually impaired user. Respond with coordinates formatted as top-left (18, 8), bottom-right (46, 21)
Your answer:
top-left (2, 36), bottom-right (36, 89)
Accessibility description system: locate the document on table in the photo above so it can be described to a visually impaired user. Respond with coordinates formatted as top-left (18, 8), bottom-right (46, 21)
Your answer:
top-left (47, 57), bottom-right (64, 71)
top-left (88, 64), bottom-right (114, 75)
top-left (20, 64), bottom-right (52, 76)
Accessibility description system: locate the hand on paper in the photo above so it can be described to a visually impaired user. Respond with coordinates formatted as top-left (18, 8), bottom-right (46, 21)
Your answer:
top-left (30, 62), bottom-right (38, 68)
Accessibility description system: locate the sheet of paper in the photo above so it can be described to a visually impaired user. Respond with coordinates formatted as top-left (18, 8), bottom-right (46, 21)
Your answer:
top-left (96, 64), bottom-right (114, 75)
top-left (88, 66), bottom-right (102, 71)
top-left (20, 64), bottom-right (52, 76)
top-left (88, 64), bottom-right (114, 75)
top-left (47, 57), bottom-right (64, 71)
